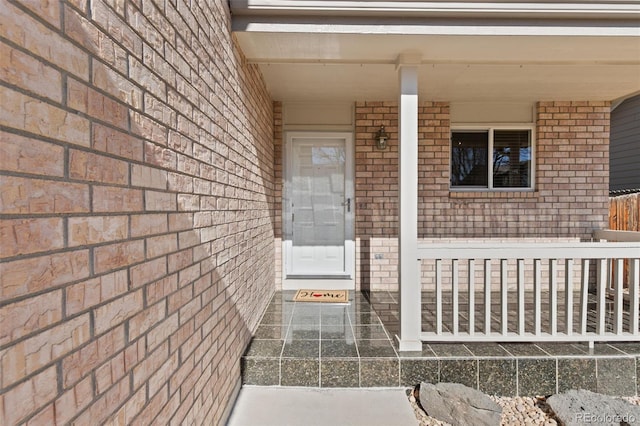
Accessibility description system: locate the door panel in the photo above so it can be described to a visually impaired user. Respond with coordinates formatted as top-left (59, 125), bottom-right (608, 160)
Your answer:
top-left (285, 133), bottom-right (354, 279)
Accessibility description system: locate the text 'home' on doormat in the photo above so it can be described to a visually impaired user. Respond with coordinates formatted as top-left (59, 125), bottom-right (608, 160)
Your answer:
top-left (293, 290), bottom-right (348, 303)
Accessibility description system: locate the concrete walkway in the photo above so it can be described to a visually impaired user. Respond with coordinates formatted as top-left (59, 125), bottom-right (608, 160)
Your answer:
top-left (226, 387), bottom-right (417, 426)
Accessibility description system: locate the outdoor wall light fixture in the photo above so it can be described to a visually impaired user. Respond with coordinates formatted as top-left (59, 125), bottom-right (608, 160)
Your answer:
top-left (375, 125), bottom-right (389, 150)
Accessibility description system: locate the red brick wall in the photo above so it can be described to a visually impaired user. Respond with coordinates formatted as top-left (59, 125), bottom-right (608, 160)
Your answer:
top-left (0, 0), bottom-right (275, 424)
top-left (355, 101), bottom-right (609, 290)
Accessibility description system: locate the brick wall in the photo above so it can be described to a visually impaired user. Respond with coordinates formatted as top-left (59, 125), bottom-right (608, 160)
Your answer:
top-left (536, 101), bottom-right (610, 234)
top-left (355, 101), bottom-right (609, 290)
top-left (354, 102), bottom-right (400, 291)
top-left (273, 102), bottom-right (283, 286)
top-left (0, 0), bottom-right (275, 424)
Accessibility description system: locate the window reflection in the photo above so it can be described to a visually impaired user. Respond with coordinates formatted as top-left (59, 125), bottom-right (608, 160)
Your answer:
top-left (451, 131), bottom-right (489, 186)
top-left (312, 146), bottom-right (345, 166)
top-left (292, 143), bottom-right (345, 247)
top-left (493, 130), bottom-right (531, 188)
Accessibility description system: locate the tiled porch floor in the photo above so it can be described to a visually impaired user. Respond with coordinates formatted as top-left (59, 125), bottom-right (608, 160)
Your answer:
top-left (242, 291), bottom-right (640, 396)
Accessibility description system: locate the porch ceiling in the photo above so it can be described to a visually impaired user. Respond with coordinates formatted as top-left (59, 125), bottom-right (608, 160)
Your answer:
top-left (235, 32), bottom-right (640, 103)
top-left (231, 0), bottom-right (640, 103)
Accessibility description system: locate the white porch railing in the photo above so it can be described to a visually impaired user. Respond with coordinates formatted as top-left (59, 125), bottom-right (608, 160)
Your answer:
top-left (399, 239), bottom-right (640, 348)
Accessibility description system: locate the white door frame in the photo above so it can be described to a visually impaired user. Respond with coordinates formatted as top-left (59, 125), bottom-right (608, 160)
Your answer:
top-left (283, 131), bottom-right (355, 289)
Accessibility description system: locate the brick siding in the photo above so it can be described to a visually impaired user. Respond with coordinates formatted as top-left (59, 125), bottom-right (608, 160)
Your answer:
top-left (0, 0), bottom-right (274, 424)
top-left (355, 101), bottom-right (609, 291)
top-left (273, 102), bottom-right (283, 286)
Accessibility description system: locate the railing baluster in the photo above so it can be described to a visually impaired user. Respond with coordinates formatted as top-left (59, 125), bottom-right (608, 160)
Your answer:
top-left (597, 258), bottom-right (607, 335)
top-left (517, 259), bottom-right (525, 335)
top-left (565, 259), bottom-right (574, 335)
top-left (468, 259), bottom-right (475, 336)
top-left (579, 259), bottom-right (590, 335)
top-left (436, 259), bottom-right (442, 335)
top-left (452, 259), bottom-right (459, 336)
top-left (534, 258), bottom-right (542, 336)
top-left (614, 258), bottom-right (624, 334)
top-left (549, 259), bottom-right (557, 336)
top-left (501, 259), bottom-right (508, 335)
top-left (631, 258), bottom-right (639, 335)
top-left (484, 259), bottom-right (491, 335)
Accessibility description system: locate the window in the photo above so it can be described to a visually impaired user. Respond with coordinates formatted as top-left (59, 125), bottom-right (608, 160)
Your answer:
top-left (450, 128), bottom-right (532, 189)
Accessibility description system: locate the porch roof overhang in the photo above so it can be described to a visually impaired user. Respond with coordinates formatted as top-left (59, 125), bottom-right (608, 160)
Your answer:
top-left (231, 1), bottom-right (640, 103)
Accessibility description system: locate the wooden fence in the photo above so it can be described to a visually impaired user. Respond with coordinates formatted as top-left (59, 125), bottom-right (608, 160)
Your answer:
top-left (606, 192), bottom-right (640, 289)
top-left (610, 192), bottom-right (640, 232)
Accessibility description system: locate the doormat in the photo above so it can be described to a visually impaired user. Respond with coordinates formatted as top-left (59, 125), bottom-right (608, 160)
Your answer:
top-left (293, 290), bottom-right (349, 303)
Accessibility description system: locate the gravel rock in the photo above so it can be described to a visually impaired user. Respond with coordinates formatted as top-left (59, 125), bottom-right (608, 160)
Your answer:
top-left (407, 385), bottom-right (640, 426)
top-left (547, 389), bottom-right (640, 426)
top-left (492, 395), bottom-right (557, 426)
top-left (418, 382), bottom-right (502, 426)
top-left (408, 386), bottom-right (558, 426)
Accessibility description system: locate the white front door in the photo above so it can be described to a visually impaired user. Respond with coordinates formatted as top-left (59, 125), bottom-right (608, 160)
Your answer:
top-left (284, 132), bottom-right (354, 283)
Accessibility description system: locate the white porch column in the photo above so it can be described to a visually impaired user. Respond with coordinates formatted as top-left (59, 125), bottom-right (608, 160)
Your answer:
top-left (397, 54), bottom-right (422, 351)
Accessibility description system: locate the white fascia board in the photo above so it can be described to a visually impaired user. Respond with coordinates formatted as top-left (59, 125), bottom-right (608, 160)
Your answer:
top-left (232, 1), bottom-right (640, 36)
top-left (231, 1), bottom-right (640, 19)
top-left (238, 20), bottom-right (640, 37)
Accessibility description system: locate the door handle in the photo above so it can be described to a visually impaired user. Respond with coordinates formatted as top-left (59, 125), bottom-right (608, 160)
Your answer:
top-left (345, 198), bottom-right (351, 213)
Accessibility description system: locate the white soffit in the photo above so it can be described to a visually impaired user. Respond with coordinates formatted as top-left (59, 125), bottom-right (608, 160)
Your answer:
top-left (236, 33), bottom-right (640, 63)
top-left (257, 62), bottom-right (640, 102)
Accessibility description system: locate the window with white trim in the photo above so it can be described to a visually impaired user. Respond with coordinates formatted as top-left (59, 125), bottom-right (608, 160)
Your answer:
top-left (450, 128), bottom-right (533, 189)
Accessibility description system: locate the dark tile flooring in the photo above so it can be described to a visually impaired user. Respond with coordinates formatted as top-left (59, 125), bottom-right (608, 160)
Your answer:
top-left (241, 291), bottom-right (640, 396)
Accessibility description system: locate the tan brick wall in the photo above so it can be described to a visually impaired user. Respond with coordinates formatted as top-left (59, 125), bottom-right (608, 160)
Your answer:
top-left (355, 101), bottom-right (609, 291)
top-left (354, 101), bottom-right (400, 290)
top-left (0, 0), bottom-right (275, 424)
top-left (273, 102), bottom-right (283, 287)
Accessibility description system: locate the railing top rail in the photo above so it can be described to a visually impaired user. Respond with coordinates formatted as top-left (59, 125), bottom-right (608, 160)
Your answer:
top-left (593, 229), bottom-right (640, 242)
top-left (417, 241), bottom-right (640, 259)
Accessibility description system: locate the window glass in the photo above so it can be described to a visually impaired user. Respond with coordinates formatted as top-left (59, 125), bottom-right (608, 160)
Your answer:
top-left (450, 128), bottom-right (533, 189)
top-left (493, 130), bottom-right (531, 188)
top-left (451, 131), bottom-right (488, 187)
